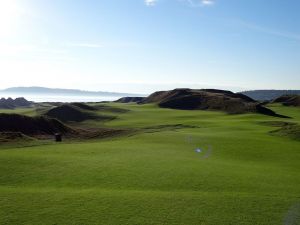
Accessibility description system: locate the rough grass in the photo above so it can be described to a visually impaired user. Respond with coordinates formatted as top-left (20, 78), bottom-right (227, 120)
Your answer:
top-left (0, 103), bottom-right (299, 225)
top-left (0, 132), bottom-right (35, 143)
top-left (270, 124), bottom-right (300, 141)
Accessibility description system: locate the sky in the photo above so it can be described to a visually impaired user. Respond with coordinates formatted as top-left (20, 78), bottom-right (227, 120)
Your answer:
top-left (0, 0), bottom-right (299, 94)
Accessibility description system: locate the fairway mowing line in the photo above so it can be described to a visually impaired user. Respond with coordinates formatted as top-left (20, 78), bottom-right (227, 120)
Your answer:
top-left (283, 202), bottom-right (300, 225)
top-left (186, 135), bottom-right (213, 159)
top-left (186, 135), bottom-right (193, 144)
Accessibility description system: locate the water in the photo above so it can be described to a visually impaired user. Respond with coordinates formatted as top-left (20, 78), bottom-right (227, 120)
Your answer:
top-left (0, 93), bottom-right (122, 103)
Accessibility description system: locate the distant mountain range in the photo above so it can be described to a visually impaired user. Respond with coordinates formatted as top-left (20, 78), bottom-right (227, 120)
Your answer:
top-left (0, 87), bottom-right (140, 97)
top-left (2, 87), bottom-right (299, 101)
top-left (239, 90), bottom-right (300, 101)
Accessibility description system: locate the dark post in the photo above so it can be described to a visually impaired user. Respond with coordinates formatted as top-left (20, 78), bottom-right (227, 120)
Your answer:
top-left (55, 133), bottom-right (62, 142)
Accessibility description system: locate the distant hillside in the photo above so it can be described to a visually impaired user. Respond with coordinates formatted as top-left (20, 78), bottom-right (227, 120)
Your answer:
top-left (240, 90), bottom-right (300, 101)
top-left (0, 97), bottom-right (32, 109)
top-left (115, 97), bottom-right (145, 103)
top-left (139, 88), bottom-right (288, 118)
top-left (1, 87), bottom-right (139, 97)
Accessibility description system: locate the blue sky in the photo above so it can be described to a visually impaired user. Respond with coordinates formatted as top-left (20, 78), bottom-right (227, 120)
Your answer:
top-left (0, 0), bottom-right (299, 94)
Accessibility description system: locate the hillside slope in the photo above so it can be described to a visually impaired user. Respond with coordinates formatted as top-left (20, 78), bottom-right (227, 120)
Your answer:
top-left (115, 97), bottom-right (145, 103)
top-left (272, 95), bottom-right (300, 107)
top-left (45, 104), bottom-right (115, 122)
top-left (0, 113), bottom-right (73, 135)
top-left (141, 89), bottom-right (286, 117)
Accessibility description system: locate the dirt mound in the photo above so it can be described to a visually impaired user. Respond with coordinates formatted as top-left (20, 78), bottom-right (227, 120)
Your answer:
top-left (0, 113), bottom-right (73, 135)
top-left (115, 97), bottom-right (145, 103)
top-left (0, 97), bottom-right (31, 109)
top-left (45, 104), bottom-right (115, 122)
top-left (272, 95), bottom-right (300, 107)
top-left (141, 88), bottom-right (287, 117)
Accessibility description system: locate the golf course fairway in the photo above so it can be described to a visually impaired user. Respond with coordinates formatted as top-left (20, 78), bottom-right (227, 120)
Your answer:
top-left (0, 103), bottom-right (299, 225)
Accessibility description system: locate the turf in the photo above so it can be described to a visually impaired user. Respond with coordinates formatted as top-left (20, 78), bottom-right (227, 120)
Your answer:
top-left (0, 103), bottom-right (299, 225)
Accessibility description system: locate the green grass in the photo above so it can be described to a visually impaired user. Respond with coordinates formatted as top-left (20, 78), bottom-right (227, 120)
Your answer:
top-left (0, 107), bottom-right (38, 116)
top-left (0, 103), bottom-right (300, 225)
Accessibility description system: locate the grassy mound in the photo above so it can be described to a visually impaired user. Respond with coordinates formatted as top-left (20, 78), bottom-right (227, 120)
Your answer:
top-left (115, 97), bottom-right (145, 103)
top-left (0, 113), bottom-right (72, 135)
top-left (70, 103), bottom-right (97, 111)
top-left (45, 104), bottom-right (114, 122)
top-left (270, 124), bottom-right (300, 141)
top-left (272, 95), bottom-right (300, 107)
top-left (141, 88), bottom-right (286, 117)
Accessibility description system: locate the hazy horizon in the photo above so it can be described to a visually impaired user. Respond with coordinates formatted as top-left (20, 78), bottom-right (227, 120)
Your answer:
top-left (0, 0), bottom-right (300, 93)
top-left (0, 84), bottom-right (248, 95)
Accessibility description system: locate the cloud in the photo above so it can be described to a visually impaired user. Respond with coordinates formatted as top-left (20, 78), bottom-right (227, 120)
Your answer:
top-left (145, 0), bottom-right (157, 6)
top-left (168, 0), bottom-right (215, 8)
top-left (185, 0), bottom-right (215, 7)
top-left (201, 0), bottom-right (215, 6)
top-left (143, 0), bottom-right (215, 8)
